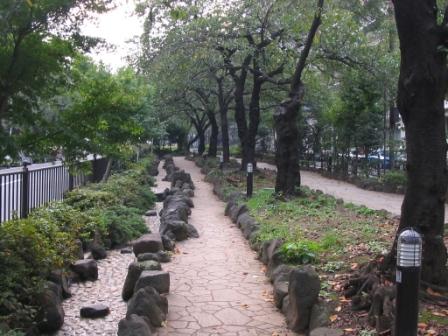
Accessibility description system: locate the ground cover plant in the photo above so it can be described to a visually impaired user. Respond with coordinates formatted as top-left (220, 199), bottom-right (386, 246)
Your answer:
top-left (0, 156), bottom-right (156, 333)
top-left (196, 157), bottom-right (448, 335)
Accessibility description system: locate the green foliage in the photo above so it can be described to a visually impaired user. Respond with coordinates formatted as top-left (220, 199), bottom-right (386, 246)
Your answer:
top-left (229, 145), bottom-right (242, 156)
top-left (0, 0), bottom-right (112, 159)
top-left (380, 170), bottom-right (407, 189)
top-left (321, 261), bottom-right (345, 273)
top-left (0, 330), bottom-right (25, 336)
top-left (102, 206), bottom-right (148, 247)
top-left (65, 189), bottom-right (118, 211)
top-left (280, 240), bottom-right (322, 264)
top-left (0, 156), bottom-right (156, 331)
top-left (0, 214), bottom-right (78, 328)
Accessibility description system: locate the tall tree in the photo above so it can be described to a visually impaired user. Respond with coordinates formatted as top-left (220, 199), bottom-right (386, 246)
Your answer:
top-left (391, 0), bottom-right (448, 285)
top-left (0, 0), bottom-right (111, 158)
top-left (274, 0), bottom-right (324, 195)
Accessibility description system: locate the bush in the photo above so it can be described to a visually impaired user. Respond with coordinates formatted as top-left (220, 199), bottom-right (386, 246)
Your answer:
top-left (64, 189), bottom-right (118, 211)
top-left (0, 155), bottom-right (157, 332)
top-left (102, 206), bottom-right (148, 246)
top-left (229, 145), bottom-right (242, 156)
top-left (380, 170), bottom-right (407, 190)
top-left (0, 215), bottom-right (79, 328)
top-left (32, 201), bottom-right (108, 244)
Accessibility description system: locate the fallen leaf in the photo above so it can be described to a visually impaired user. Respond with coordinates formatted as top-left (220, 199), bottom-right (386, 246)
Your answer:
top-left (329, 315), bottom-right (338, 322)
top-left (335, 306), bottom-right (342, 312)
top-left (343, 328), bottom-right (355, 332)
top-left (350, 263), bottom-right (359, 270)
top-left (427, 288), bottom-right (443, 297)
top-left (425, 329), bottom-right (437, 335)
top-left (418, 323), bottom-right (428, 329)
top-left (432, 311), bottom-right (446, 317)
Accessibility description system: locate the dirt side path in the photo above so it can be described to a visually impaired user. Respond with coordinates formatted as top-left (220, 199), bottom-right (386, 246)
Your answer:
top-left (155, 157), bottom-right (294, 336)
top-left (255, 161), bottom-right (448, 221)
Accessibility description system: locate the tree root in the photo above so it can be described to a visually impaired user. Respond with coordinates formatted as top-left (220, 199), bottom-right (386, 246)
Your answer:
top-left (344, 257), bottom-right (448, 333)
top-left (343, 257), bottom-right (395, 333)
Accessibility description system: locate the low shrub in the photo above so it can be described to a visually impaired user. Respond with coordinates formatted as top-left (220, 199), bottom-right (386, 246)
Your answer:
top-left (0, 215), bottom-right (79, 329)
top-left (0, 155), bottom-right (157, 332)
top-left (102, 205), bottom-right (148, 247)
top-left (380, 170), bottom-right (407, 190)
top-left (280, 240), bottom-right (322, 264)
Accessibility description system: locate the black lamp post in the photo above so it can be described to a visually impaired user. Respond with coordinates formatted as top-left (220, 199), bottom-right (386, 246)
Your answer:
top-left (395, 228), bottom-right (422, 336)
top-left (246, 163), bottom-right (253, 198)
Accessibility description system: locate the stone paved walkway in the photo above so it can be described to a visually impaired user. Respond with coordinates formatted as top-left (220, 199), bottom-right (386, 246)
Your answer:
top-left (55, 251), bottom-right (134, 335)
top-left (153, 157), bottom-right (294, 336)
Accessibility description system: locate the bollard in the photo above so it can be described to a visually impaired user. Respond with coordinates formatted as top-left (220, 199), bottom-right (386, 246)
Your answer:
top-left (21, 162), bottom-right (30, 218)
top-left (246, 163), bottom-right (253, 198)
top-left (395, 228), bottom-right (422, 336)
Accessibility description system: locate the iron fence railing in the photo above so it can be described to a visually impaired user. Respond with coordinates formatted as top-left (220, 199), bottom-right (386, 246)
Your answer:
top-left (0, 157), bottom-right (107, 223)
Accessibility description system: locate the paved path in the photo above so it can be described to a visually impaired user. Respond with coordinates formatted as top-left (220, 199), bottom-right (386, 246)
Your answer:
top-left (255, 161), bottom-right (448, 221)
top-left (154, 157), bottom-right (294, 336)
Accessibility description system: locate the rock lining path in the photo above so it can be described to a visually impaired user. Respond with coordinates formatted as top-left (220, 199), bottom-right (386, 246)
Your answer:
top-left (153, 157), bottom-right (294, 336)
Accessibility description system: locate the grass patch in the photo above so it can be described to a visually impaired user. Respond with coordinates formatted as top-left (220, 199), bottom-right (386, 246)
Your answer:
top-left (246, 185), bottom-right (394, 268)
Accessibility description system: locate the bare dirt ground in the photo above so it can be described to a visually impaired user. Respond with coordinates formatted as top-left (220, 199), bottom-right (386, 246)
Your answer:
top-left (153, 157), bottom-right (295, 336)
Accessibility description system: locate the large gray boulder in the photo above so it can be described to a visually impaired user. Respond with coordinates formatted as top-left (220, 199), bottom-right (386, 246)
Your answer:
top-left (137, 253), bottom-right (160, 262)
top-left (127, 287), bottom-right (168, 327)
top-left (159, 220), bottom-right (189, 241)
top-left (122, 261), bottom-right (162, 301)
top-left (161, 235), bottom-right (175, 251)
top-left (170, 170), bottom-right (193, 188)
top-left (309, 300), bottom-right (336, 331)
top-left (273, 280), bottom-right (289, 309)
top-left (36, 282), bottom-right (64, 334)
top-left (270, 264), bottom-right (294, 283)
top-left (286, 266), bottom-right (321, 332)
top-left (157, 251), bottom-right (172, 263)
top-left (70, 259), bottom-right (98, 281)
top-left (230, 204), bottom-right (248, 223)
top-left (134, 271), bottom-right (170, 294)
top-left (185, 223), bottom-right (199, 238)
top-left (48, 270), bottom-right (71, 299)
top-left (237, 213), bottom-right (259, 239)
top-left (118, 314), bottom-right (152, 336)
top-left (123, 262), bottom-right (145, 301)
top-left (90, 243), bottom-right (107, 260)
top-left (133, 234), bottom-right (163, 256)
top-left (163, 194), bottom-right (194, 208)
top-left (259, 238), bottom-right (283, 265)
top-left (159, 205), bottom-right (190, 222)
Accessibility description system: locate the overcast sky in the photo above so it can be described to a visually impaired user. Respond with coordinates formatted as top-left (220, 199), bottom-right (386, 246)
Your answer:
top-left (81, 0), bottom-right (143, 71)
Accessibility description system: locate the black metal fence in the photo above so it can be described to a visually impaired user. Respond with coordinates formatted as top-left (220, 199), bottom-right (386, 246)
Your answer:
top-left (0, 158), bottom-right (108, 223)
top-left (298, 155), bottom-right (406, 178)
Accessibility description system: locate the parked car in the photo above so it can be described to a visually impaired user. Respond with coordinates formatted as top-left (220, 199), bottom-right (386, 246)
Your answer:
top-left (368, 150), bottom-right (391, 169)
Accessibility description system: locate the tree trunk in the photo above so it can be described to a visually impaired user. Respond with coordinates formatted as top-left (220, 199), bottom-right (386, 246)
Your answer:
top-left (207, 109), bottom-right (218, 157)
top-left (101, 158), bottom-right (113, 183)
top-left (274, 0), bottom-right (323, 195)
top-left (274, 94), bottom-right (302, 194)
top-left (234, 78), bottom-right (248, 169)
top-left (198, 130), bottom-right (206, 155)
top-left (245, 68), bottom-right (263, 170)
top-left (220, 105), bottom-right (230, 163)
top-left (391, 0), bottom-right (448, 285)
